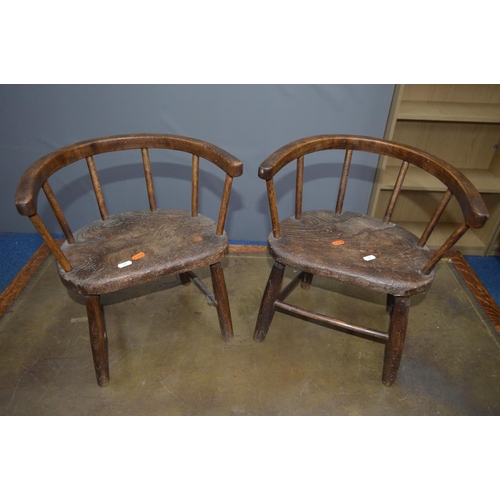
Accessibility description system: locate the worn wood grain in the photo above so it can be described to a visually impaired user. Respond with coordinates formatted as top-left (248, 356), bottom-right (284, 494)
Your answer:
top-left (58, 209), bottom-right (227, 295)
top-left (269, 210), bottom-right (435, 296)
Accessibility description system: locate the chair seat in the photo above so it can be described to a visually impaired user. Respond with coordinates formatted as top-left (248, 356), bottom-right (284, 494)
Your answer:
top-left (58, 209), bottom-right (227, 295)
top-left (268, 210), bottom-right (435, 296)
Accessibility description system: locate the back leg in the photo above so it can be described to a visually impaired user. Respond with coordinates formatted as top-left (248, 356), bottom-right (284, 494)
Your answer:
top-left (301, 272), bottom-right (313, 290)
top-left (386, 294), bottom-right (395, 313)
top-left (210, 262), bottom-right (234, 342)
top-left (179, 272), bottom-right (191, 285)
top-left (254, 260), bottom-right (286, 342)
top-left (85, 294), bottom-right (109, 387)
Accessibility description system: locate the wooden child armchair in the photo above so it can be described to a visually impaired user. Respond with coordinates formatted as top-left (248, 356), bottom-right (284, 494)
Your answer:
top-left (254, 135), bottom-right (488, 386)
top-left (15, 134), bottom-right (243, 386)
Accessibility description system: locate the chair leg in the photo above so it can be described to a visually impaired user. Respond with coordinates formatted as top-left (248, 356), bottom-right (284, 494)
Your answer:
top-left (179, 272), bottom-right (191, 285)
top-left (253, 260), bottom-right (286, 342)
top-left (85, 295), bottom-right (109, 387)
top-left (301, 272), bottom-right (314, 290)
top-left (210, 262), bottom-right (234, 342)
top-left (382, 296), bottom-right (410, 386)
top-left (386, 294), bottom-right (395, 313)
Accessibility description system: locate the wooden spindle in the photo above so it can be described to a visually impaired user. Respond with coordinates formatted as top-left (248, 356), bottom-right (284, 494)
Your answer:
top-left (421, 222), bottom-right (469, 275)
top-left (295, 156), bottom-right (304, 220)
top-left (267, 179), bottom-right (280, 239)
top-left (216, 174), bottom-right (233, 236)
top-left (418, 189), bottom-right (453, 247)
top-left (335, 149), bottom-right (353, 214)
top-left (86, 156), bottom-right (108, 220)
top-left (42, 181), bottom-right (75, 243)
top-left (29, 214), bottom-right (72, 272)
top-left (383, 160), bottom-right (410, 224)
top-left (141, 148), bottom-right (157, 212)
top-left (192, 154), bottom-right (200, 217)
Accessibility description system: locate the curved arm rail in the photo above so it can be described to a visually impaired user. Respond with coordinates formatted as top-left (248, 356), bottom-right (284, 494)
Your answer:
top-left (16, 133), bottom-right (243, 217)
top-left (258, 134), bottom-right (488, 230)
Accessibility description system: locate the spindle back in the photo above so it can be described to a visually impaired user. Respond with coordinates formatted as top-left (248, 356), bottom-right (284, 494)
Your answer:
top-left (259, 134), bottom-right (488, 274)
top-left (16, 134), bottom-right (243, 272)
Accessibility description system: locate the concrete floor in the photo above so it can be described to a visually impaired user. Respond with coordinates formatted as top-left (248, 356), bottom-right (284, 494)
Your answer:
top-left (1, 253), bottom-right (499, 415)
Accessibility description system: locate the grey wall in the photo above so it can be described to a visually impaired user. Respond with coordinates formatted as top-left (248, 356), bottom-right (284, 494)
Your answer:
top-left (0, 85), bottom-right (394, 242)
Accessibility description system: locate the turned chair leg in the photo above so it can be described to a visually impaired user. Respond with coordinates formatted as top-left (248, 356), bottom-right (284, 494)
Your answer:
top-left (382, 296), bottom-right (410, 386)
top-left (210, 262), bottom-right (234, 342)
top-left (253, 260), bottom-right (286, 342)
top-left (301, 272), bottom-right (314, 290)
top-left (85, 295), bottom-right (109, 387)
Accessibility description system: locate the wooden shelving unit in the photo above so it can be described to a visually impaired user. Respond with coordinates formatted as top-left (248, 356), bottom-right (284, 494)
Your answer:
top-left (368, 84), bottom-right (500, 256)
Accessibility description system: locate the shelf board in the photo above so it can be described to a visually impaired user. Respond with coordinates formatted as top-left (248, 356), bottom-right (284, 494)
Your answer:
top-left (397, 222), bottom-right (486, 255)
top-left (380, 165), bottom-right (500, 193)
top-left (398, 101), bottom-right (500, 123)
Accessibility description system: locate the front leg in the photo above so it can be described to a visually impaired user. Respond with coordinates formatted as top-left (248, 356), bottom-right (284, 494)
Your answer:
top-left (253, 260), bottom-right (286, 342)
top-left (382, 296), bottom-right (410, 386)
top-left (210, 262), bottom-right (234, 342)
top-left (85, 295), bottom-right (109, 387)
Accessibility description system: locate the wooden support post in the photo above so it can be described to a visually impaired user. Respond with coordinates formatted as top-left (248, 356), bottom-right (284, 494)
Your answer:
top-left (382, 296), bottom-right (410, 386)
top-left (141, 148), bottom-right (157, 212)
top-left (253, 261), bottom-right (286, 342)
top-left (295, 156), bottom-right (304, 220)
top-left (210, 262), bottom-right (233, 341)
top-left (85, 295), bottom-right (109, 387)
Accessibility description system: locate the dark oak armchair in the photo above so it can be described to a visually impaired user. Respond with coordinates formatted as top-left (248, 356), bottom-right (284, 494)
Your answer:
top-left (254, 135), bottom-right (488, 386)
top-left (15, 134), bottom-right (243, 386)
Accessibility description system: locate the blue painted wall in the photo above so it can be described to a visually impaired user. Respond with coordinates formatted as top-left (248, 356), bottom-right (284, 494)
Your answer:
top-left (0, 84), bottom-right (394, 242)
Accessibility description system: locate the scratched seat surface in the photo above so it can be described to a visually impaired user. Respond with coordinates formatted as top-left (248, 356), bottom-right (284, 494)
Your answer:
top-left (59, 209), bottom-right (227, 295)
top-left (268, 210), bottom-right (435, 296)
